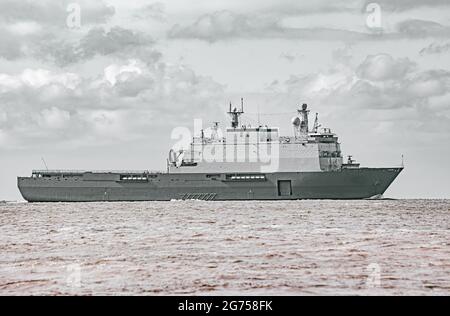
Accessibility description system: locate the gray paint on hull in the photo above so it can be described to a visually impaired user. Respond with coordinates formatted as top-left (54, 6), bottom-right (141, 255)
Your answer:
top-left (17, 168), bottom-right (403, 202)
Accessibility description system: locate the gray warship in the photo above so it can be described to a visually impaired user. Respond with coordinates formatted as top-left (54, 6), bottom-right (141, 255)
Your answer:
top-left (18, 102), bottom-right (403, 202)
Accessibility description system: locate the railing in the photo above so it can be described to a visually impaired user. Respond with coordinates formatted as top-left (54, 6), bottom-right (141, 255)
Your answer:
top-left (32, 169), bottom-right (164, 174)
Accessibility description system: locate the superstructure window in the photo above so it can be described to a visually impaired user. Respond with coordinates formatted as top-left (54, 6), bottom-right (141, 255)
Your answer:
top-left (226, 174), bottom-right (266, 181)
top-left (120, 175), bottom-right (148, 181)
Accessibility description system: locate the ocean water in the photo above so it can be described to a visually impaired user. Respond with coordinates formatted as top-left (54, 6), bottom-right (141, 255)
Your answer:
top-left (0, 200), bottom-right (449, 296)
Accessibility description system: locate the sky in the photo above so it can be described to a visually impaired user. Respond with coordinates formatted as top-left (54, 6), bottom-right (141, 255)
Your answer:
top-left (1, 0), bottom-right (450, 200)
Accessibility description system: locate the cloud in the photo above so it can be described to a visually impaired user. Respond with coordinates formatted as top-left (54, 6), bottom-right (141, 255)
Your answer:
top-left (0, 61), bottom-right (225, 148)
top-left (168, 10), bottom-right (370, 42)
top-left (168, 10), bottom-right (450, 42)
top-left (69, 26), bottom-right (159, 65)
top-left (285, 59), bottom-right (449, 110)
top-left (420, 42), bottom-right (450, 55)
top-left (0, 1), bottom-right (122, 64)
top-left (357, 54), bottom-right (416, 81)
top-left (104, 61), bottom-right (143, 86)
top-left (168, 10), bottom-right (269, 42)
top-left (0, 29), bottom-right (25, 60)
top-left (363, 0), bottom-right (450, 12)
top-left (406, 70), bottom-right (450, 98)
top-left (37, 107), bottom-right (71, 130)
top-left (79, 27), bottom-right (149, 56)
top-left (272, 0), bottom-right (450, 14)
top-left (133, 2), bottom-right (167, 22)
top-left (1, 25), bottom-right (161, 67)
top-left (0, 0), bottom-right (115, 26)
top-left (0, 69), bottom-right (80, 91)
top-left (280, 53), bottom-right (296, 63)
top-left (5, 21), bottom-right (43, 35)
top-left (396, 19), bottom-right (450, 38)
top-left (255, 0), bottom-right (359, 15)
top-left (273, 53), bottom-right (450, 141)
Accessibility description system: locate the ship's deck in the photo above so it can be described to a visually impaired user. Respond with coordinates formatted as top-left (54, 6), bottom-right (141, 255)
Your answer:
top-left (31, 170), bottom-right (164, 175)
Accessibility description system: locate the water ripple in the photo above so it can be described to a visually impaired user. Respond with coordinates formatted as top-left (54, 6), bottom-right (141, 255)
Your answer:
top-left (0, 199), bottom-right (449, 295)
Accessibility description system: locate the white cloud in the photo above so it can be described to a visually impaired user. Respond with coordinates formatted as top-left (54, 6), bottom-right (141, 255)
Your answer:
top-left (133, 2), bottom-right (167, 22)
top-left (6, 21), bottom-right (42, 35)
top-left (37, 107), bottom-right (71, 129)
top-left (357, 54), bottom-right (416, 81)
top-left (0, 61), bottom-right (224, 148)
top-left (104, 60), bottom-right (143, 86)
top-left (0, 0), bottom-right (115, 26)
top-left (168, 9), bottom-right (450, 42)
top-left (275, 53), bottom-right (450, 139)
top-left (396, 19), bottom-right (450, 38)
top-left (406, 70), bottom-right (450, 98)
top-left (420, 42), bottom-right (450, 55)
top-left (168, 10), bottom-right (368, 42)
top-left (363, 0), bottom-right (450, 12)
top-left (36, 26), bottom-right (160, 67)
top-left (0, 4), bottom-right (118, 62)
top-left (0, 69), bottom-right (81, 90)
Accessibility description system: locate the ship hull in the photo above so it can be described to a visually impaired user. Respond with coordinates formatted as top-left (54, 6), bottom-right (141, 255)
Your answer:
top-left (17, 168), bottom-right (403, 202)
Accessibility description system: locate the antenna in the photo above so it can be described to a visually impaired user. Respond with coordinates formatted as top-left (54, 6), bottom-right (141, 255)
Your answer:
top-left (401, 154), bottom-right (404, 168)
top-left (200, 129), bottom-right (205, 144)
top-left (312, 113), bottom-right (321, 133)
top-left (211, 122), bottom-right (219, 140)
top-left (41, 157), bottom-right (48, 170)
top-left (257, 104), bottom-right (260, 126)
top-left (241, 97), bottom-right (244, 112)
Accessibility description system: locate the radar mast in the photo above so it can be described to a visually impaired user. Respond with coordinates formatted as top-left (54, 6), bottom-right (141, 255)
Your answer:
top-left (297, 103), bottom-right (309, 134)
top-left (312, 113), bottom-right (321, 133)
top-left (227, 98), bottom-right (244, 128)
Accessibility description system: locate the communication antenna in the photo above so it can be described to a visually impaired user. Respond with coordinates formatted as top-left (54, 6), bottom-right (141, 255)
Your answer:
top-left (200, 129), bottom-right (205, 145)
top-left (41, 157), bottom-right (49, 170)
top-left (401, 154), bottom-right (404, 168)
top-left (257, 104), bottom-right (261, 126)
top-left (211, 122), bottom-right (219, 140)
top-left (312, 113), bottom-right (321, 133)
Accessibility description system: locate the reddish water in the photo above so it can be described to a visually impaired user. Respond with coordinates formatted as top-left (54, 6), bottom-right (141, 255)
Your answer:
top-left (0, 200), bottom-right (449, 295)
